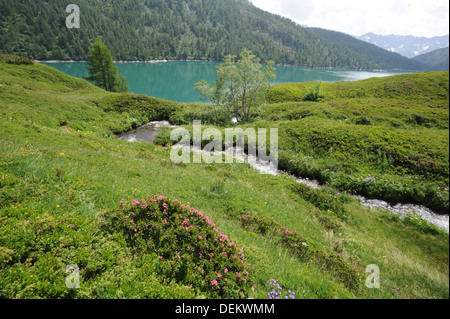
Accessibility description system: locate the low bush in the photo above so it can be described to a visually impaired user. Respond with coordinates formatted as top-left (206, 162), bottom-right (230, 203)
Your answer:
top-left (328, 172), bottom-right (449, 214)
top-left (265, 83), bottom-right (307, 103)
top-left (0, 54), bottom-right (34, 65)
top-left (278, 148), bottom-right (449, 214)
top-left (99, 196), bottom-right (254, 298)
top-left (292, 183), bottom-right (348, 220)
top-left (303, 81), bottom-right (325, 102)
top-left (169, 107), bottom-right (232, 126)
top-left (402, 213), bottom-right (444, 236)
top-left (312, 209), bottom-right (344, 231)
top-left (239, 213), bottom-right (361, 290)
top-left (95, 93), bottom-right (181, 126)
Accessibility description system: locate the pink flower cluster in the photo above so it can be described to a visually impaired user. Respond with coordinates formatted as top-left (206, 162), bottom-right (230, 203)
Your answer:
top-left (323, 250), bottom-right (342, 258)
top-left (105, 195), bottom-right (253, 290)
top-left (281, 226), bottom-right (297, 236)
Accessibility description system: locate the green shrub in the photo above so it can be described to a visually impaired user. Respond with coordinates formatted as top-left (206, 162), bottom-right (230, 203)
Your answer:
top-left (99, 196), bottom-right (254, 298)
top-left (0, 172), bottom-right (20, 188)
top-left (402, 213), bottom-right (445, 236)
top-left (278, 151), bottom-right (326, 183)
top-left (96, 93), bottom-right (180, 123)
top-left (239, 213), bottom-right (361, 290)
top-left (0, 54), bottom-right (34, 65)
top-left (239, 213), bottom-right (281, 235)
top-left (152, 126), bottom-right (174, 146)
top-left (292, 183), bottom-right (348, 220)
top-left (329, 172), bottom-right (449, 214)
top-left (303, 81), bottom-right (325, 102)
top-left (312, 209), bottom-right (344, 231)
top-left (266, 84), bottom-right (305, 103)
top-left (169, 106), bottom-right (232, 126)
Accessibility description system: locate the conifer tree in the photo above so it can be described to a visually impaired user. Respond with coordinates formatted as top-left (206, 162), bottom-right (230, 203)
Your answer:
top-left (85, 38), bottom-right (128, 92)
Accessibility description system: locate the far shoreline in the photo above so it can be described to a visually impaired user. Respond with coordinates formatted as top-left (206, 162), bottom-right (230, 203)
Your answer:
top-left (34, 59), bottom-right (405, 73)
top-left (35, 59), bottom-right (171, 64)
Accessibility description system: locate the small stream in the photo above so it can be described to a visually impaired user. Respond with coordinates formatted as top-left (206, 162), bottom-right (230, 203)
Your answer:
top-left (118, 121), bottom-right (449, 233)
top-left (118, 121), bottom-right (177, 144)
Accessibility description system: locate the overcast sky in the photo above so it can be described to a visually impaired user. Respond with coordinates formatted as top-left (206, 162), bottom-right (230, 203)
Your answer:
top-left (248, 0), bottom-right (449, 38)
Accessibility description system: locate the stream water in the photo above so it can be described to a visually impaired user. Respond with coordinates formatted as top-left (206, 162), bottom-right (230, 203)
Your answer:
top-left (118, 121), bottom-right (449, 233)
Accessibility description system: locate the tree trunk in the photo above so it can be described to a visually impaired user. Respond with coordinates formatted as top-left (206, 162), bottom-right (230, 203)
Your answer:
top-left (242, 89), bottom-right (248, 121)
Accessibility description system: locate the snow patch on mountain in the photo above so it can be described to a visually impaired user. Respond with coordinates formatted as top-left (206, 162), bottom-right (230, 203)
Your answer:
top-left (356, 33), bottom-right (449, 58)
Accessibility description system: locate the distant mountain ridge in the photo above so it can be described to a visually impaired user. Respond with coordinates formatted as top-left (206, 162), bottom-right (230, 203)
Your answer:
top-left (0, 0), bottom-right (431, 70)
top-left (310, 28), bottom-right (429, 71)
top-left (357, 33), bottom-right (449, 58)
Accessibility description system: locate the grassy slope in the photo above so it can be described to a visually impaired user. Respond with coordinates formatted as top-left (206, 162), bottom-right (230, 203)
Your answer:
top-left (164, 72), bottom-right (449, 213)
top-left (0, 61), bottom-right (448, 299)
top-left (260, 72), bottom-right (449, 213)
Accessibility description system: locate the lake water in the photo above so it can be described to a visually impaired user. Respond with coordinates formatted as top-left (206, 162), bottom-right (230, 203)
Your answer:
top-left (42, 61), bottom-right (407, 102)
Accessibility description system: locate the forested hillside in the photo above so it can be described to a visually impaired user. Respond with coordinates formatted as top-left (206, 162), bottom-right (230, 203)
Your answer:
top-left (0, 0), bottom-right (430, 70)
top-left (413, 47), bottom-right (450, 71)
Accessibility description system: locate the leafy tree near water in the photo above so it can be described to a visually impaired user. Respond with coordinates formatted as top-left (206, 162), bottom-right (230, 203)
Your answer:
top-left (85, 38), bottom-right (129, 93)
top-left (195, 49), bottom-right (276, 123)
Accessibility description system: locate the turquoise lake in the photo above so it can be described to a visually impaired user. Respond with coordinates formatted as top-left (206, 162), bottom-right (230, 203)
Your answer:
top-left (43, 61), bottom-right (408, 102)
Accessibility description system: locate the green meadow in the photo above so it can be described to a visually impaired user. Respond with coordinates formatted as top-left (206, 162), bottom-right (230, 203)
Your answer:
top-left (0, 56), bottom-right (448, 299)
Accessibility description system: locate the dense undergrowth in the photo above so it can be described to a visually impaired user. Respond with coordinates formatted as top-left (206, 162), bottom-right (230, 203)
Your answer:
top-left (0, 60), bottom-right (448, 299)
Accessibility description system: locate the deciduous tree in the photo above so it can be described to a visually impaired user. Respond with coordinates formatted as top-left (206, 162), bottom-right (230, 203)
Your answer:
top-left (195, 49), bottom-right (275, 123)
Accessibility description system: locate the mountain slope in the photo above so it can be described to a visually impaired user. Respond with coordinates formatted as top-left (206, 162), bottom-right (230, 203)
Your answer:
top-left (357, 33), bottom-right (449, 58)
top-left (413, 47), bottom-right (449, 71)
top-left (0, 57), bottom-right (448, 299)
top-left (0, 0), bottom-right (431, 70)
top-left (310, 28), bottom-right (429, 71)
